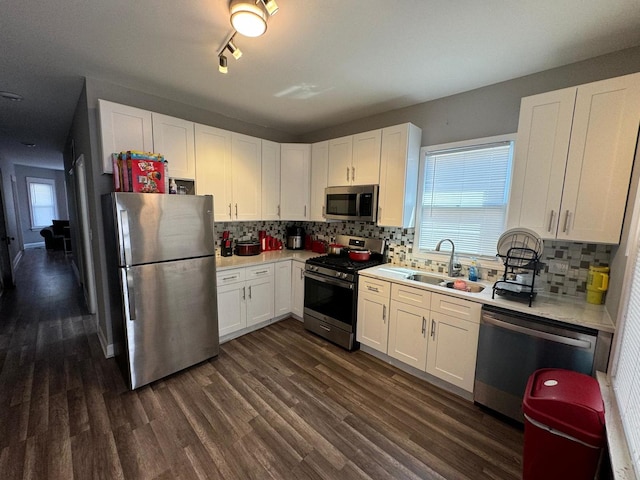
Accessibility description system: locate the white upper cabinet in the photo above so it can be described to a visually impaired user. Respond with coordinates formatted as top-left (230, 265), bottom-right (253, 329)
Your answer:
top-left (351, 129), bottom-right (382, 185)
top-left (194, 124), bottom-right (232, 221)
top-left (508, 73), bottom-right (640, 243)
top-left (98, 100), bottom-right (153, 174)
top-left (327, 135), bottom-right (353, 186)
top-left (310, 141), bottom-right (329, 222)
top-left (261, 140), bottom-right (281, 221)
top-left (378, 123), bottom-right (422, 228)
top-left (231, 133), bottom-right (262, 221)
top-left (327, 130), bottom-right (382, 186)
top-left (280, 143), bottom-right (311, 221)
top-left (151, 113), bottom-right (196, 180)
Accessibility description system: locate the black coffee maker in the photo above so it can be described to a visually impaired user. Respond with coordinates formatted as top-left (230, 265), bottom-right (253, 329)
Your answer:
top-left (286, 226), bottom-right (304, 250)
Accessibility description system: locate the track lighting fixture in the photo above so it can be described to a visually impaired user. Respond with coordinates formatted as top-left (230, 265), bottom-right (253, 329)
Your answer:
top-left (227, 38), bottom-right (242, 59)
top-left (218, 55), bottom-right (228, 74)
top-left (230, 0), bottom-right (267, 37)
top-left (260, 0), bottom-right (279, 16)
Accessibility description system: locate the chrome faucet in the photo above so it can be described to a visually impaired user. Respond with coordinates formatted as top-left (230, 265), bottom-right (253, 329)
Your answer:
top-left (435, 238), bottom-right (462, 277)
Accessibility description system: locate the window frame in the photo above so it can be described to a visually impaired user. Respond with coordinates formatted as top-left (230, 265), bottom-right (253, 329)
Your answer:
top-left (413, 133), bottom-right (516, 266)
top-left (26, 177), bottom-right (58, 230)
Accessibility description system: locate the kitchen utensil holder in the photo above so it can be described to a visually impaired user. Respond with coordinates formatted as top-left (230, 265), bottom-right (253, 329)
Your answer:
top-left (492, 247), bottom-right (542, 307)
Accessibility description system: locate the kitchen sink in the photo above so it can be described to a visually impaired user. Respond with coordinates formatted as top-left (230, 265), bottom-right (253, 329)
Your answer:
top-left (407, 273), bottom-right (485, 293)
top-left (407, 273), bottom-right (445, 285)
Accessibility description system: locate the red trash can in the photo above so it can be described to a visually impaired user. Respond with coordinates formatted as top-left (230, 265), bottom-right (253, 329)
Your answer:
top-left (522, 368), bottom-right (605, 480)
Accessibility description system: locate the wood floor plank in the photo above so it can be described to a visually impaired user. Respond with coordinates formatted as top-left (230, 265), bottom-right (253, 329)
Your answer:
top-left (0, 250), bottom-right (524, 480)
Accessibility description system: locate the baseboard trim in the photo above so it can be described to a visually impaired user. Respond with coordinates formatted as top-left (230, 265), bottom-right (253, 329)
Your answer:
top-left (97, 325), bottom-right (115, 358)
top-left (24, 242), bottom-right (45, 249)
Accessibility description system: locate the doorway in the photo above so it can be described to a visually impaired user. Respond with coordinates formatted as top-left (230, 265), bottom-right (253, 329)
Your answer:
top-left (0, 169), bottom-right (16, 289)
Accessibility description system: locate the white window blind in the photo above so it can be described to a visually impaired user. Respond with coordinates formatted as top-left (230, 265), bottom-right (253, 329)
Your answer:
top-left (612, 239), bottom-right (640, 473)
top-left (26, 177), bottom-right (57, 229)
top-left (417, 140), bottom-right (513, 257)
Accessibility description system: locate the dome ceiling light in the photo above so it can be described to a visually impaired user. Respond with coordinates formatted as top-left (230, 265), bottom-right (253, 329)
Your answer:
top-left (0, 91), bottom-right (24, 101)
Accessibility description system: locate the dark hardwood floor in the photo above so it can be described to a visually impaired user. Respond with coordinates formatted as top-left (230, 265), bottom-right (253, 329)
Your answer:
top-left (0, 248), bottom-right (523, 479)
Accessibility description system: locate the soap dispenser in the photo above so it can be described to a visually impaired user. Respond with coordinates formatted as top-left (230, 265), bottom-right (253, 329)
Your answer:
top-left (468, 258), bottom-right (478, 281)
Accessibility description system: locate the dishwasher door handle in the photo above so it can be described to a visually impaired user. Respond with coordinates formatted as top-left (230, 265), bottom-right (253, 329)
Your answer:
top-left (482, 314), bottom-right (593, 349)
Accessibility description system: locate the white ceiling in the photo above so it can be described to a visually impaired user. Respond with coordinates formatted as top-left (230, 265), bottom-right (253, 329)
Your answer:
top-left (1, 0), bottom-right (640, 170)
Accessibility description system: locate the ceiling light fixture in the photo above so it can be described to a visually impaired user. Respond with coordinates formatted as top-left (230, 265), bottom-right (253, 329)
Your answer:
top-left (218, 55), bottom-right (228, 74)
top-left (226, 38), bottom-right (242, 59)
top-left (230, 0), bottom-right (267, 37)
top-left (21, 142), bottom-right (36, 147)
top-left (260, 0), bottom-right (279, 16)
top-left (0, 91), bottom-right (23, 101)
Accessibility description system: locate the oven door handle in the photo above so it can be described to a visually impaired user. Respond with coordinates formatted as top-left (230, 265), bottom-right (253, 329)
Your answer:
top-left (304, 270), bottom-right (354, 290)
top-left (482, 314), bottom-right (592, 349)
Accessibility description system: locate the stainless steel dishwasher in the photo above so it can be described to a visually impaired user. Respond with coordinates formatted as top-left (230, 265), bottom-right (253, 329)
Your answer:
top-left (474, 305), bottom-right (603, 422)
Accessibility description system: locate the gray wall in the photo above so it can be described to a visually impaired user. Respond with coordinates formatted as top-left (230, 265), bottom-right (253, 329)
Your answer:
top-left (13, 164), bottom-right (68, 245)
top-left (300, 46), bottom-right (640, 147)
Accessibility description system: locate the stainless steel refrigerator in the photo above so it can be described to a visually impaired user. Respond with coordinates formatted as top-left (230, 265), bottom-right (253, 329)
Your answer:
top-left (102, 193), bottom-right (218, 389)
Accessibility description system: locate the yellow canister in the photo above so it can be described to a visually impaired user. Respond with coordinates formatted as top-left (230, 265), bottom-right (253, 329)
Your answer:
top-left (586, 266), bottom-right (609, 304)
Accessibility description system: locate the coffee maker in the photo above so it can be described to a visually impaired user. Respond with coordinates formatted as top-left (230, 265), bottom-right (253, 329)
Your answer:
top-left (286, 226), bottom-right (305, 250)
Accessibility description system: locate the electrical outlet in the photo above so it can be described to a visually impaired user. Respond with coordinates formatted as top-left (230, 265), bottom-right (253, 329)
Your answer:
top-left (548, 259), bottom-right (569, 275)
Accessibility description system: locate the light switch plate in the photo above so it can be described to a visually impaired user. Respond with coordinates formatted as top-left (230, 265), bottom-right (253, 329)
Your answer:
top-left (548, 259), bottom-right (569, 275)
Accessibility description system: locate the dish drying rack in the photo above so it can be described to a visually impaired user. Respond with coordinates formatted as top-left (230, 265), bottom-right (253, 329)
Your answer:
top-left (492, 247), bottom-right (543, 307)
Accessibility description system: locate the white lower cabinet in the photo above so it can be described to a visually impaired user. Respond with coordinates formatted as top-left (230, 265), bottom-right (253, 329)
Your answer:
top-left (356, 277), bottom-right (391, 352)
top-left (274, 261), bottom-right (292, 316)
top-left (291, 260), bottom-right (306, 318)
top-left (388, 284), bottom-right (431, 370)
top-left (216, 265), bottom-right (274, 337)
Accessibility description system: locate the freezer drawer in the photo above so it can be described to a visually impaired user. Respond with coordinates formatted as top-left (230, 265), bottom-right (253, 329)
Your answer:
top-left (120, 256), bottom-right (218, 389)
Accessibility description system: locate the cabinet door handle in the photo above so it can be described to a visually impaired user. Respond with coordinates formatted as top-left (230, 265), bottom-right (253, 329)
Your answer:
top-left (254, 270), bottom-right (268, 275)
top-left (421, 317), bottom-right (426, 336)
top-left (367, 286), bottom-right (379, 292)
top-left (431, 319), bottom-right (436, 339)
top-left (228, 203), bottom-right (232, 219)
top-left (277, 205), bottom-right (281, 217)
top-left (235, 203), bottom-right (238, 218)
top-left (300, 269), bottom-right (304, 279)
top-left (378, 206), bottom-right (382, 220)
top-left (548, 210), bottom-right (555, 232)
top-left (222, 275), bottom-right (237, 281)
top-left (304, 205), bottom-right (307, 218)
top-left (248, 286), bottom-right (252, 299)
top-left (322, 205), bottom-right (325, 218)
top-left (242, 286), bottom-right (246, 300)
top-left (346, 167), bottom-right (350, 182)
top-left (563, 210), bottom-right (571, 233)
top-left (382, 305), bottom-right (386, 322)
top-left (352, 166), bottom-right (355, 182)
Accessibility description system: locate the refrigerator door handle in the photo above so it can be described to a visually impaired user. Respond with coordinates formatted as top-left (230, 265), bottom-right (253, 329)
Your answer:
top-left (119, 209), bottom-right (132, 266)
top-left (123, 267), bottom-right (136, 321)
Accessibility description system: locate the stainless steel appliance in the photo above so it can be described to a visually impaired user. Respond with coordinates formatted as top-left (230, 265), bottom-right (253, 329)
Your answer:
top-left (325, 185), bottom-right (378, 222)
top-left (474, 305), bottom-right (608, 422)
top-left (102, 193), bottom-right (219, 390)
top-left (303, 235), bottom-right (386, 350)
top-left (286, 226), bottom-right (304, 250)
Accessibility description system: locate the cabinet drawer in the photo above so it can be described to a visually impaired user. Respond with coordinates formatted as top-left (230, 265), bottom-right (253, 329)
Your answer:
top-left (246, 264), bottom-right (274, 279)
top-left (359, 277), bottom-right (390, 297)
top-left (391, 283), bottom-right (431, 309)
top-left (216, 268), bottom-right (245, 285)
top-left (430, 293), bottom-right (481, 323)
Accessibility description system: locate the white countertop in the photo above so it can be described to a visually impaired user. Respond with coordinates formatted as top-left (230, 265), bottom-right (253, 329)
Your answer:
top-left (216, 249), bottom-right (320, 271)
top-left (359, 264), bottom-right (615, 333)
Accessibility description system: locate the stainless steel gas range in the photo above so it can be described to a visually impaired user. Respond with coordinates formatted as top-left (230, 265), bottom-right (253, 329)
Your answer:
top-left (303, 235), bottom-right (386, 350)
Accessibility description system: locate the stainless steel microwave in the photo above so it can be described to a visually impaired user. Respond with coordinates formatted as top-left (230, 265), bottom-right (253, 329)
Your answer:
top-left (325, 185), bottom-right (378, 222)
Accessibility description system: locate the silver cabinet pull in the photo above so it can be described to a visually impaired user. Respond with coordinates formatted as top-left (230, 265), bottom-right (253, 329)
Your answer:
top-left (255, 270), bottom-right (268, 275)
top-left (277, 205), bottom-right (281, 217)
top-left (431, 319), bottom-right (436, 339)
top-left (346, 166), bottom-right (350, 182)
top-left (563, 210), bottom-right (571, 233)
top-left (367, 286), bottom-right (379, 292)
top-left (378, 206), bottom-right (382, 221)
top-left (322, 206), bottom-right (325, 218)
top-left (300, 268), bottom-right (304, 279)
top-left (222, 275), bottom-right (238, 281)
top-left (235, 203), bottom-right (238, 218)
top-left (421, 317), bottom-right (426, 336)
top-left (304, 205), bottom-right (307, 218)
top-left (352, 166), bottom-right (355, 181)
top-left (382, 305), bottom-right (386, 322)
top-left (242, 286), bottom-right (246, 300)
top-left (228, 203), bottom-right (232, 219)
top-left (548, 210), bottom-right (555, 232)
top-left (248, 286), bottom-right (252, 299)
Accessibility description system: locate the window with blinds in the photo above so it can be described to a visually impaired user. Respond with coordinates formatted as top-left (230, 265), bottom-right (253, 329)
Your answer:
top-left (416, 138), bottom-right (514, 257)
top-left (612, 240), bottom-right (640, 473)
top-left (26, 177), bottom-right (58, 229)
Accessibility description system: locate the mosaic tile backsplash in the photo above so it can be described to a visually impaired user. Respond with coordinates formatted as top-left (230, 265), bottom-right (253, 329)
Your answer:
top-left (215, 220), bottom-right (612, 298)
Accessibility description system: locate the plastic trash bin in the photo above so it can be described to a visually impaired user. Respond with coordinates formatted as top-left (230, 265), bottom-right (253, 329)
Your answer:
top-left (522, 368), bottom-right (605, 480)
